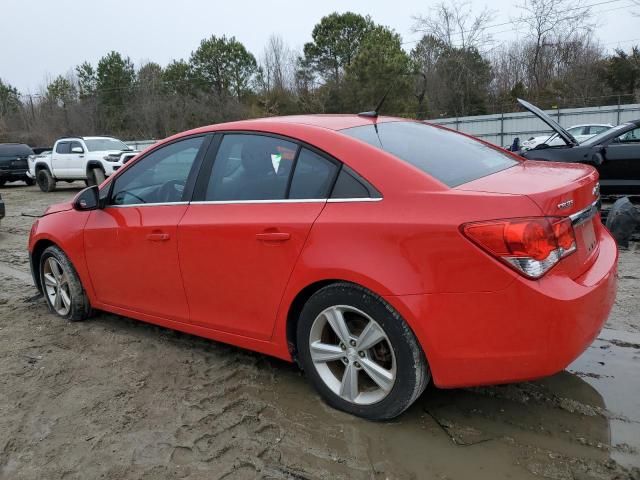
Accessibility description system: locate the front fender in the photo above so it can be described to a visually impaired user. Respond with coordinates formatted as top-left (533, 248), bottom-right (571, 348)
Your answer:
top-left (29, 210), bottom-right (96, 301)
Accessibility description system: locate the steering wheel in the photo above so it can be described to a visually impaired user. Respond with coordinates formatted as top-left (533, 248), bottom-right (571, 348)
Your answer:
top-left (157, 180), bottom-right (185, 203)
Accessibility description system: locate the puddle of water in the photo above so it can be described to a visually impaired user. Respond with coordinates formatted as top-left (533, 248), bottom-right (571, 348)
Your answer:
top-left (569, 327), bottom-right (640, 468)
top-left (251, 327), bottom-right (640, 477)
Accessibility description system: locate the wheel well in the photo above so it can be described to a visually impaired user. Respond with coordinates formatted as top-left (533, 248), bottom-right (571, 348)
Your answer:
top-left (285, 279), bottom-right (341, 363)
top-left (86, 162), bottom-right (105, 175)
top-left (31, 239), bottom-right (57, 292)
top-left (35, 163), bottom-right (50, 174)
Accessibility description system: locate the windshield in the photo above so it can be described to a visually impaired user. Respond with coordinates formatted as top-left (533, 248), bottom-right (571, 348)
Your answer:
top-left (580, 124), bottom-right (628, 147)
top-left (84, 138), bottom-right (131, 152)
top-left (341, 121), bottom-right (519, 187)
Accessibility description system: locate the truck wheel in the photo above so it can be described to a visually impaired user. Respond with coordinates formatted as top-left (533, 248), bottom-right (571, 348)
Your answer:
top-left (37, 169), bottom-right (56, 192)
top-left (88, 168), bottom-right (106, 186)
top-left (0, 179), bottom-right (6, 187)
top-left (25, 178), bottom-right (35, 186)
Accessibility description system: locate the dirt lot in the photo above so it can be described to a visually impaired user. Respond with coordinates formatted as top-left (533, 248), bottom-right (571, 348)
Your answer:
top-left (1, 183), bottom-right (639, 480)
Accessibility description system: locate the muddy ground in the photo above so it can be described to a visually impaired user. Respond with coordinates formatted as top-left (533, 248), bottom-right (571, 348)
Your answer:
top-left (0, 182), bottom-right (639, 480)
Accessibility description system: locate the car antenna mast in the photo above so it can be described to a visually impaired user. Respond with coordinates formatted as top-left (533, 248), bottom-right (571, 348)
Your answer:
top-left (358, 86), bottom-right (393, 118)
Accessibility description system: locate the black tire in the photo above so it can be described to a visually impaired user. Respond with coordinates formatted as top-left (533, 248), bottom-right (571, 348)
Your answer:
top-left (0, 178), bottom-right (6, 187)
top-left (296, 283), bottom-right (430, 420)
top-left (25, 177), bottom-right (35, 186)
top-left (37, 169), bottom-right (56, 192)
top-left (88, 167), bottom-right (106, 186)
top-left (39, 245), bottom-right (91, 321)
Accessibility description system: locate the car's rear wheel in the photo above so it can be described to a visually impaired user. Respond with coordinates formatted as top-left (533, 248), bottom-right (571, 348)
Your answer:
top-left (37, 169), bottom-right (56, 192)
top-left (25, 177), bottom-right (35, 186)
top-left (40, 246), bottom-right (91, 321)
top-left (0, 178), bottom-right (6, 187)
top-left (296, 283), bottom-right (430, 420)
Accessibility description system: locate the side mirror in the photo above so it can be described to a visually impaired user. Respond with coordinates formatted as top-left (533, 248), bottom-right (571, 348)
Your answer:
top-left (590, 150), bottom-right (605, 166)
top-left (73, 186), bottom-right (100, 211)
top-left (71, 146), bottom-right (84, 154)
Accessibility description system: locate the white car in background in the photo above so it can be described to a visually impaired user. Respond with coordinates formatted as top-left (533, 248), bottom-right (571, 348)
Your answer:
top-left (521, 123), bottom-right (613, 150)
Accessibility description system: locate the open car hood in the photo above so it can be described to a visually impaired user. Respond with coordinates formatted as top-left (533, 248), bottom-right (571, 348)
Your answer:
top-left (517, 98), bottom-right (579, 147)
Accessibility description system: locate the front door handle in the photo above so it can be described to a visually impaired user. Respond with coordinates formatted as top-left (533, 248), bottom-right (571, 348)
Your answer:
top-left (146, 232), bottom-right (170, 241)
top-left (255, 232), bottom-right (290, 242)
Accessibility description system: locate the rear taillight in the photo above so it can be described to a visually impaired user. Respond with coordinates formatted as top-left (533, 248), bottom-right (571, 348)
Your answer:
top-left (461, 217), bottom-right (576, 279)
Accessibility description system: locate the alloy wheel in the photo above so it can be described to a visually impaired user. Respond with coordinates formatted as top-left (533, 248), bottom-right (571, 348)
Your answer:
top-left (308, 305), bottom-right (396, 405)
top-left (43, 257), bottom-right (72, 316)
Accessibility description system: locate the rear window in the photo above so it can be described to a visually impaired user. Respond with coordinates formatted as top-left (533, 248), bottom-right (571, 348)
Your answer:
top-left (341, 121), bottom-right (518, 187)
top-left (0, 144), bottom-right (34, 157)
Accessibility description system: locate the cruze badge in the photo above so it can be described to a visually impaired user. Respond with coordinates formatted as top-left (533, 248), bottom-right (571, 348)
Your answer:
top-left (593, 183), bottom-right (600, 198)
top-left (557, 199), bottom-right (574, 210)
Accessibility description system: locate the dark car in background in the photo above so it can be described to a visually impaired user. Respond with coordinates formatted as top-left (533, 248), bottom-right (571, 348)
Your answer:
top-left (517, 99), bottom-right (640, 195)
top-left (0, 143), bottom-right (36, 187)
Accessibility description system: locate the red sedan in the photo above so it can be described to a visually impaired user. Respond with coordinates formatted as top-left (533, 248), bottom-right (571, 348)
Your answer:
top-left (28, 115), bottom-right (617, 420)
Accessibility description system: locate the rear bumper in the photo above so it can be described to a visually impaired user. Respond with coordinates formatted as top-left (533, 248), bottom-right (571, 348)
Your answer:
top-left (385, 226), bottom-right (618, 388)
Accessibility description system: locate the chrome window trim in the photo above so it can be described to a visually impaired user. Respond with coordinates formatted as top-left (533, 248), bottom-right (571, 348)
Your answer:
top-left (569, 199), bottom-right (599, 227)
top-left (105, 197), bottom-right (384, 208)
top-left (327, 197), bottom-right (383, 203)
top-left (190, 199), bottom-right (327, 205)
top-left (107, 201), bottom-right (189, 208)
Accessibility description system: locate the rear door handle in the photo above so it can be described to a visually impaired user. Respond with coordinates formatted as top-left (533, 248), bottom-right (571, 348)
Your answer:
top-left (146, 232), bottom-right (170, 241)
top-left (255, 232), bottom-right (290, 242)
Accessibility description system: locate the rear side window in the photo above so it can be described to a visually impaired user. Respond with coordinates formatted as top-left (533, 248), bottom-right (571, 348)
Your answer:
top-left (205, 134), bottom-right (297, 201)
top-left (331, 167), bottom-right (371, 198)
top-left (342, 122), bottom-right (518, 187)
top-left (289, 148), bottom-right (338, 199)
top-left (56, 142), bottom-right (71, 154)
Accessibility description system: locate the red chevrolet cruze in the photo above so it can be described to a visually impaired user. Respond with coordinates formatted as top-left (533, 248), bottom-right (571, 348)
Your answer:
top-left (28, 115), bottom-right (617, 419)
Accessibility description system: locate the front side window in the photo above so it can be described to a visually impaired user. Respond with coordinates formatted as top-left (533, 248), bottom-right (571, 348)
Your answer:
top-left (69, 141), bottom-right (84, 152)
top-left (110, 136), bottom-right (204, 206)
top-left (342, 121), bottom-right (518, 187)
top-left (205, 134), bottom-right (297, 201)
top-left (619, 128), bottom-right (640, 143)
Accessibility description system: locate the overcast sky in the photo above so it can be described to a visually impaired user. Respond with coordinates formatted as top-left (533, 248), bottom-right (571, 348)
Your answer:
top-left (2, 0), bottom-right (639, 93)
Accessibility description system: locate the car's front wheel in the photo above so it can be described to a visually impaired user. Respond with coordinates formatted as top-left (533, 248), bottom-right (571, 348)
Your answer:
top-left (40, 246), bottom-right (91, 321)
top-left (296, 283), bottom-right (430, 420)
top-left (37, 169), bottom-right (56, 192)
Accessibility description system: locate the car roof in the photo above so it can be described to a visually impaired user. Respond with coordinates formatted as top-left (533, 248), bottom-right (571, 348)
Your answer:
top-left (568, 123), bottom-right (613, 128)
top-left (57, 136), bottom-right (120, 141)
top-left (202, 114), bottom-right (405, 132)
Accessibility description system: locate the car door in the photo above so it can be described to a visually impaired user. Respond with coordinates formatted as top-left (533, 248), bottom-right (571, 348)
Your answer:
top-left (84, 135), bottom-right (210, 321)
top-left (52, 141), bottom-right (71, 176)
top-left (67, 140), bottom-right (86, 178)
top-left (600, 127), bottom-right (640, 192)
top-left (178, 133), bottom-right (339, 339)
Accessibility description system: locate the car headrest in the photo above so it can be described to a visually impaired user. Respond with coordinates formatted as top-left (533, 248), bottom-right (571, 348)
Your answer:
top-left (241, 143), bottom-right (271, 176)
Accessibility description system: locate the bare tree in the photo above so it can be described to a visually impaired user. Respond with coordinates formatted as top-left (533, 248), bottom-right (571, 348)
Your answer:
top-left (412, 1), bottom-right (495, 51)
top-left (516, 0), bottom-right (594, 91)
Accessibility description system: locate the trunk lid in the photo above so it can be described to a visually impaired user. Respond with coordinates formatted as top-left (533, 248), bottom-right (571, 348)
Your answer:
top-left (459, 160), bottom-right (601, 278)
top-left (517, 98), bottom-right (579, 147)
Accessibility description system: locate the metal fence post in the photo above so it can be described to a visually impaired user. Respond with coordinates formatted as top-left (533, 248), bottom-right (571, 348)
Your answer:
top-left (500, 112), bottom-right (505, 147)
top-left (617, 95), bottom-right (621, 124)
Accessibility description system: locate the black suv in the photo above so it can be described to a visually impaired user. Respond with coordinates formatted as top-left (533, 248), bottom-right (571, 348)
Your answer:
top-left (0, 143), bottom-right (35, 187)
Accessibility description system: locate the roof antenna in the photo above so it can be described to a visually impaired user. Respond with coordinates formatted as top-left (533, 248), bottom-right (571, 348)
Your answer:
top-left (358, 86), bottom-right (393, 118)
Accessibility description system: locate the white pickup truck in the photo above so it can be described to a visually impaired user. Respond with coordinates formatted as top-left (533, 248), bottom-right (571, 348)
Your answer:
top-left (28, 136), bottom-right (136, 192)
